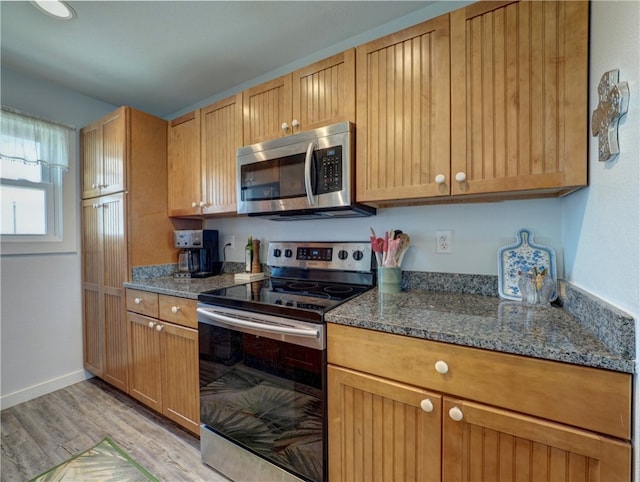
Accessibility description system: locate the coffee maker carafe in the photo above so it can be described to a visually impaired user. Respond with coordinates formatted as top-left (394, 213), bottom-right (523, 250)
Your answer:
top-left (174, 230), bottom-right (221, 278)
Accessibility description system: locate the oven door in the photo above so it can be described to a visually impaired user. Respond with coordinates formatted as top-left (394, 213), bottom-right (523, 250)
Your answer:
top-left (197, 304), bottom-right (326, 482)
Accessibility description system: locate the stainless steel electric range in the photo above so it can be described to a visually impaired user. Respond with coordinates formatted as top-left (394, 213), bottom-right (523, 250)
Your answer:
top-left (197, 241), bottom-right (374, 482)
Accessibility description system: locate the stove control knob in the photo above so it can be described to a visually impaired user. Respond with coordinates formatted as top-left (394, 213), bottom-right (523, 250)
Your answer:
top-left (286, 301), bottom-right (294, 306)
top-left (338, 250), bottom-right (348, 260)
top-left (284, 249), bottom-right (293, 258)
top-left (353, 250), bottom-right (364, 261)
top-left (273, 248), bottom-right (282, 258)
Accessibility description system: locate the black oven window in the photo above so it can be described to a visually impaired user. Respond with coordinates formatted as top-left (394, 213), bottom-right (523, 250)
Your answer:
top-left (199, 323), bottom-right (324, 482)
top-left (240, 154), bottom-right (306, 201)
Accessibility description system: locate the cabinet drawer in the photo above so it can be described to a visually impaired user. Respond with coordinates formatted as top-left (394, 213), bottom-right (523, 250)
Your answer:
top-left (126, 289), bottom-right (159, 317)
top-left (328, 324), bottom-right (631, 440)
top-left (159, 295), bottom-right (197, 329)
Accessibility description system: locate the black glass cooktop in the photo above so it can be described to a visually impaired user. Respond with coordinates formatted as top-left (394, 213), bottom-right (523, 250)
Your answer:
top-left (198, 277), bottom-right (371, 323)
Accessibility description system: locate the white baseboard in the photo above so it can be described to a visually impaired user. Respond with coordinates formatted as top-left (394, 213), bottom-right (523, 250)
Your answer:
top-left (0, 370), bottom-right (94, 410)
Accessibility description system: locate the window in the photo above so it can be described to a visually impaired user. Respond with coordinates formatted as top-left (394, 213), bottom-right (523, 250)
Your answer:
top-left (0, 107), bottom-right (75, 253)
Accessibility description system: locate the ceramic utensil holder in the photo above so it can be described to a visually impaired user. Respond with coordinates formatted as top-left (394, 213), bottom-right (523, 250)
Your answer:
top-left (378, 267), bottom-right (402, 293)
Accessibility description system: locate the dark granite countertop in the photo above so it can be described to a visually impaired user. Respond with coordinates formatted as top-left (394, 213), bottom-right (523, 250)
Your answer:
top-left (124, 274), bottom-right (239, 299)
top-left (325, 289), bottom-right (635, 374)
top-left (124, 268), bottom-right (634, 374)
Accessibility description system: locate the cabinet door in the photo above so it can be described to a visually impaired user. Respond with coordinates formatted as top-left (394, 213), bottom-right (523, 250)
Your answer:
top-left (81, 122), bottom-right (101, 199)
top-left (328, 365), bottom-right (441, 482)
top-left (80, 107), bottom-right (126, 199)
top-left (167, 110), bottom-right (202, 217)
top-left (100, 108), bottom-right (126, 196)
top-left (160, 322), bottom-right (200, 434)
top-left (128, 312), bottom-right (162, 412)
top-left (101, 193), bottom-right (128, 392)
top-left (81, 199), bottom-right (103, 375)
top-left (450, 1), bottom-right (588, 197)
top-left (442, 398), bottom-right (631, 482)
top-left (356, 14), bottom-right (451, 204)
top-left (201, 94), bottom-right (243, 215)
top-left (243, 74), bottom-right (292, 144)
top-left (291, 49), bottom-right (356, 133)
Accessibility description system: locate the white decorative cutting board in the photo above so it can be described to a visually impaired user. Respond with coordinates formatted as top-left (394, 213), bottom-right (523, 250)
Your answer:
top-left (497, 228), bottom-right (557, 301)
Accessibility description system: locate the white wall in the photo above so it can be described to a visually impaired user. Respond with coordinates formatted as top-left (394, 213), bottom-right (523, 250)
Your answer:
top-left (0, 67), bottom-right (117, 408)
top-left (563, 0), bottom-right (639, 319)
top-left (561, 1), bottom-right (640, 476)
top-left (207, 199), bottom-right (563, 277)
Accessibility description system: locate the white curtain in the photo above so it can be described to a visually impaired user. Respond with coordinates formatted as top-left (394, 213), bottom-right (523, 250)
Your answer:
top-left (0, 107), bottom-right (73, 171)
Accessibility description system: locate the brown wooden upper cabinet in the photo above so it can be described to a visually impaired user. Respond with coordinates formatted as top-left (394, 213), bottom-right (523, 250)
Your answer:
top-left (168, 95), bottom-right (244, 217)
top-left (81, 107), bottom-right (126, 199)
top-left (167, 110), bottom-right (202, 217)
top-left (200, 93), bottom-right (243, 215)
top-left (243, 50), bottom-right (356, 145)
top-left (355, 14), bottom-right (452, 204)
top-left (356, 0), bottom-right (589, 206)
top-left (449, 0), bottom-right (589, 198)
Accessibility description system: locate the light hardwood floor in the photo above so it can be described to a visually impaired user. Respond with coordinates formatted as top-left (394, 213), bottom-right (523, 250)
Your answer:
top-left (1, 378), bottom-right (230, 481)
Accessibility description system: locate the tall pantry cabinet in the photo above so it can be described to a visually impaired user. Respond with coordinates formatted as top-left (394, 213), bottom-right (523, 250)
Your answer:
top-left (81, 106), bottom-right (175, 392)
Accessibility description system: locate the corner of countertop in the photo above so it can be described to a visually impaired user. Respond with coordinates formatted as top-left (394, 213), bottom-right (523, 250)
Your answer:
top-left (555, 280), bottom-right (636, 360)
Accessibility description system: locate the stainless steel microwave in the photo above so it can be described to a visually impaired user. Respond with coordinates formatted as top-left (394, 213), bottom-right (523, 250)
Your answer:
top-left (237, 122), bottom-right (375, 220)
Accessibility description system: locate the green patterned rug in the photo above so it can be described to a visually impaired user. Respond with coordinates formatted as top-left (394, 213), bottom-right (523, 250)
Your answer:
top-left (29, 437), bottom-right (158, 482)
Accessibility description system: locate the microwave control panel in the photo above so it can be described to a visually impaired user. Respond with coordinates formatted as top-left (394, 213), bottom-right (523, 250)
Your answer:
top-left (317, 146), bottom-right (342, 194)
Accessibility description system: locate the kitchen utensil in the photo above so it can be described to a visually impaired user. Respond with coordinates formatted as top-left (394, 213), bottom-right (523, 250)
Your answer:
top-left (385, 238), bottom-right (400, 266)
top-left (396, 233), bottom-right (411, 265)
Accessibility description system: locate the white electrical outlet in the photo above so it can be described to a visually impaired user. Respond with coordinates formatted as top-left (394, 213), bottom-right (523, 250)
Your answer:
top-left (436, 230), bottom-right (453, 254)
top-left (223, 235), bottom-right (235, 250)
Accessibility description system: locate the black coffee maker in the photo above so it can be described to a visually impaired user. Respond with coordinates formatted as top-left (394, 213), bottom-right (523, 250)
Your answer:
top-left (174, 229), bottom-right (222, 278)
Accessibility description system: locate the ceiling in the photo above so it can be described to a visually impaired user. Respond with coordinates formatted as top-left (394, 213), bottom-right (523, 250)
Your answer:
top-left (1, 1), bottom-right (434, 118)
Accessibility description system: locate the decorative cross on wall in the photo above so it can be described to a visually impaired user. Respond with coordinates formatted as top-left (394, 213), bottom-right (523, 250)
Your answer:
top-left (591, 69), bottom-right (630, 162)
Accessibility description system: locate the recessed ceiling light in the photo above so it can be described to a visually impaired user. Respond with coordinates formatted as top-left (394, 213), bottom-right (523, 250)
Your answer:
top-left (32, 1), bottom-right (76, 20)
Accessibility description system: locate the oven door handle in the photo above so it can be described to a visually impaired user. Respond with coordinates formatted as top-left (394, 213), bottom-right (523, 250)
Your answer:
top-left (197, 307), bottom-right (320, 338)
top-left (304, 142), bottom-right (316, 206)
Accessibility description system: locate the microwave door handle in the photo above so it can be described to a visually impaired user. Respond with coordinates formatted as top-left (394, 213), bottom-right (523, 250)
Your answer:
top-left (304, 142), bottom-right (316, 206)
top-left (196, 307), bottom-right (320, 339)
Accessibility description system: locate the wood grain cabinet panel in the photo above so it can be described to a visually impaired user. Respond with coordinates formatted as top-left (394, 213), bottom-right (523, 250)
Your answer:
top-left (126, 291), bottom-right (200, 435)
top-left (449, 0), bottom-right (589, 197)
top-left (291, 49), bottom-right (355, 133)
top-left (243, 74), bottom-right (291, 145)
top-left (81, 107), bottom-right (126, 199)
top-left (442, 398), bottom-right (631, 482)
top-left (200, 94), bottom-right (243, 215)
top-left (167, 110), bottom-right (202, 217)
top-left (327, 324), bottom-right (632, 481)
top-left (158, 295), bottom-right (197, 329)
top-left (160, 322), bottom-right (199, 434)
top-left (82, 193), bottom-right (127, 392)
top-left (243, 50), bottom-right (355, 145)
top-left (81, 106), bottom-right (174, 395)
top-left (328, 365), bottom-right (441, 482)
top-left (126, 289), bottom-right (159, 318)
top-left (355, 14), bottom-right (451, 204)
top-left (128, 312), bottom-right (162, 412)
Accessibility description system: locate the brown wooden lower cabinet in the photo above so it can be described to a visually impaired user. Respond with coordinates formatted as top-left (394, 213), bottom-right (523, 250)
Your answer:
top-left (442, 398), bottom-right (631, 482)
top-left (126, 290), bottom-right (200, 435)
top-left (328, 365), bottom-right (441, 482)
top-left (327, 324), bottom-right (632, 482)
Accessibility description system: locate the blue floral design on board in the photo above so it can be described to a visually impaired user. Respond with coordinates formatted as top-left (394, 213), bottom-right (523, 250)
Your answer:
top-left (497, 228), bottom-right (557, 301)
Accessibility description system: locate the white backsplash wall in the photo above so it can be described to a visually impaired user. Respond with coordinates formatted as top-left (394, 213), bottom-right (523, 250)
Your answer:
top-left (205, 197), bottom-right (564, 278)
